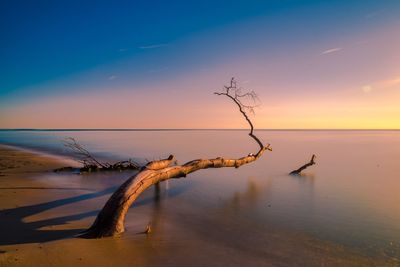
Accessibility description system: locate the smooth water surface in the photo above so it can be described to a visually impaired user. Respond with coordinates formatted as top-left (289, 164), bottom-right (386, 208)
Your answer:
top-left (1, 130), bottom-right (399, 262)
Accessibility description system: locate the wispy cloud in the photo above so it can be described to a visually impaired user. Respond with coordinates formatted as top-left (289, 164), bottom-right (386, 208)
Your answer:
top-left (320, 47), bottom-right (343, 55)
top-left (139, 43), bottom-right (168, 49)
top-left (118, 48), bottom-right (128, 52)
top-left (108, 75), bottom-right (118, 81)
top-left (361, 75), bottom-right (400, 93)
top-left (381, 76), bottom-right (400, 88)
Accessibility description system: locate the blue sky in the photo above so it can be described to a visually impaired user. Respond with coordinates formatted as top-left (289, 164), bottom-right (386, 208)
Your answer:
top-left (1, 0), bottom-right (400, 128)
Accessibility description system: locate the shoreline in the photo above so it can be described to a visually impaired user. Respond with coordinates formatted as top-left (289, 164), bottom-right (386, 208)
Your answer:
top-left (0, 145), bottom-right (397, 267)
top-left (0, 144), bottom-right (76, 177)
top-left (0, 144), bottom-right (79, 171)
top-left (0, 142), bottom-right (85, 169)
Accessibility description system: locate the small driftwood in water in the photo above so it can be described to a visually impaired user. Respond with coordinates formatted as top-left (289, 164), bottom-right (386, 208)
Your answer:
top-left (80, 78), bottom-right (272, 238)
top-left (290, 154), bottom-right (316, 175)
top-left (140, 223), bottom-right (152, 235)
top-left (54, 137), bottom-right (140, 173)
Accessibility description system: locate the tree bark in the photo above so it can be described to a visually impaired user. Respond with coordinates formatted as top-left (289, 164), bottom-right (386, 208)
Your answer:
top-left (290, 154), bottom-right (316, 175)
top-left (80, 78), bottom-right (271, 238)
top-left (80, 147), bottom-right (269, 238)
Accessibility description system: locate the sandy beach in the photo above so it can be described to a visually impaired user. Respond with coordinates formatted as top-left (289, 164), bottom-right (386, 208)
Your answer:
top-left (0, 144), bottom-right (398, 266)
top-left (2, 0), bottom-right (400, 265)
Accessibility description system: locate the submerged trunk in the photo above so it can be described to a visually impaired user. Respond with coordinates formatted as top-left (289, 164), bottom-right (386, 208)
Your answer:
top-left (80, 147), bottom-right (269, 238)
top-left (81, 78), bottom-right (271, 238)
top-left (290, 154), bottom-right (316, 175)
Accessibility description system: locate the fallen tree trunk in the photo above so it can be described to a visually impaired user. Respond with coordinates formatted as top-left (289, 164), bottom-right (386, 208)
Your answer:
top-left (54, 160), bottom-right (140, 173)
top-left (290, 154), bottom-right (316, 175)
top-left (57, 137), bottom-right (140, 173)
top-left (81, 78), bottom-right (272, 238)
top-left (80, 148), bottom-right (269, 238)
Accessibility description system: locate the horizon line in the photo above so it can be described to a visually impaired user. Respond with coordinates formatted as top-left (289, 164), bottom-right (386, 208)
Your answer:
top-left (0, 128), bottom-right (400, 132)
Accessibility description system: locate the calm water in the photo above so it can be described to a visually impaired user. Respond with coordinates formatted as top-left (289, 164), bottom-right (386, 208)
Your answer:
top-left (1, 130), bottom-right (399, 263)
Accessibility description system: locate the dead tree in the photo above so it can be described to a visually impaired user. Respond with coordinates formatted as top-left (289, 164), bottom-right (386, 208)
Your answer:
top-left (80, 78), bottom-right (272, 238)
top-left (290, 155), bottom-right (316, 175)
top-left (58, 137), bottom-right (140, 172)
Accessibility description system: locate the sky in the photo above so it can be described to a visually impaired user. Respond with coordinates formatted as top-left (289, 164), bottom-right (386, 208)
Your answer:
top-left (1, 0), bottom-right (400, 129)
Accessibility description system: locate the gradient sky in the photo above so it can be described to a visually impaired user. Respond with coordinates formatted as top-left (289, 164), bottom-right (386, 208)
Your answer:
top-left (1, 0), bottom-right (400, 129)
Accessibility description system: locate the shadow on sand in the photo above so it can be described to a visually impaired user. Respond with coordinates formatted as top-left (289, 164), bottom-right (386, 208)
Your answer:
top-left (0, 187), bottom-right (117, 246)
top-left (0, 181), bottom-right (191, 246)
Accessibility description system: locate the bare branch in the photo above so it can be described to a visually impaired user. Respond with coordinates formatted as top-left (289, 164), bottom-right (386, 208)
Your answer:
top-left (81, 78), bottom-right (271, 238)
top-left (290, 155), bottom-right (316, 175)
top-left (63, 137), bottom-right (108, 168)
top-left (61, 137), bottom-right (140, 172)
top-left (215, 77), bottom-right (271, 152)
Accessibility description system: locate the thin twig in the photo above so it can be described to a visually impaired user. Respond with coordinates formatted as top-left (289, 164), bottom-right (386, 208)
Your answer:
top-left (215, 77), bottom-right (271, 152)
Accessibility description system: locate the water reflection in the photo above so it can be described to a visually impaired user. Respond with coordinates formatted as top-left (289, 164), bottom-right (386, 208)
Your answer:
top-left (223, 179), bottom-right (268, 213)
top-left (1, 130), bottom-right (400, 263)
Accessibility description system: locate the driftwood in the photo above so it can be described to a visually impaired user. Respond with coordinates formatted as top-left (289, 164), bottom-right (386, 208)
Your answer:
top-left (290, 155), bottom-right (316, 175)
top-left (55, 137), bottom-right (140, 173)
top-left (80, 78), bottom-right (271, 238)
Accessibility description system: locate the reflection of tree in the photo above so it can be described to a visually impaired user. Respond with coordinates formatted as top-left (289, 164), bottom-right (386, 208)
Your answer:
top-left (136, 181), bottom-right (189, 235)
top-left (223, 178), bottom-right (271, 214)
top-left (294, 173), bottom-right (315, 185)
top-left (143, 183), bottom-right (162, 235)
top-left (82, 78), bottom-right (272, 238)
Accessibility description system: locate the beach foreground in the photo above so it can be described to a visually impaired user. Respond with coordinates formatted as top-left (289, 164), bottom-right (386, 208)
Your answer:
top-left (0, 145), bottom-right (397, 267)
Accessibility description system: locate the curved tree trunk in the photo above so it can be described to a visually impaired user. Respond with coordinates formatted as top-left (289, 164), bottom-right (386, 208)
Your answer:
top-left (80, 78), bottom-right (271, 238)
top-left (80, 147), bottom-right (269, 238)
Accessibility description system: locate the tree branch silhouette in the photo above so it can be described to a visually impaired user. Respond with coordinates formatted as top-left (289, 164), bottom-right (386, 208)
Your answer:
top-left (80, 78), bottom-right (271, 238)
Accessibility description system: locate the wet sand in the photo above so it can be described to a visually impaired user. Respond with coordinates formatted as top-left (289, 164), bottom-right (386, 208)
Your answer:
top-left (0, 145), bottom-right (397, 267)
